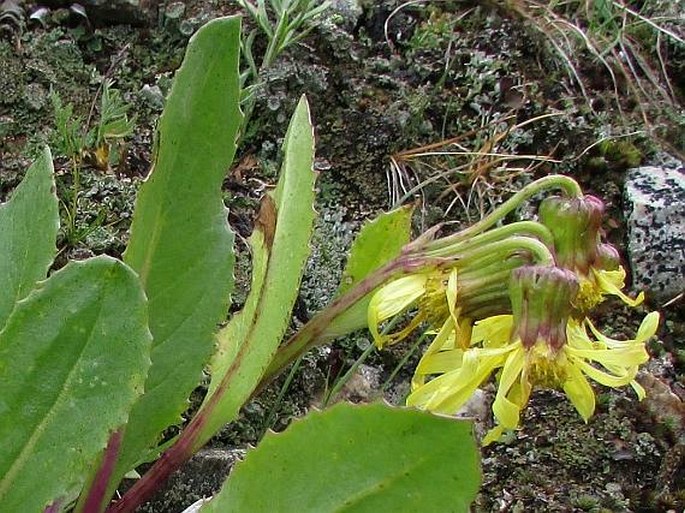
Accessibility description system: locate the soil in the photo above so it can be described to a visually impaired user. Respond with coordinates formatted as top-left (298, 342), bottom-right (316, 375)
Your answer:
top-left (1, 0), bottom-right (684, 512)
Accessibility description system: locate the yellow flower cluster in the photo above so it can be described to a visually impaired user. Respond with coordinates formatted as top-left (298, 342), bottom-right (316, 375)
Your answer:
top-left (366, 178), bottom-right (660, 444)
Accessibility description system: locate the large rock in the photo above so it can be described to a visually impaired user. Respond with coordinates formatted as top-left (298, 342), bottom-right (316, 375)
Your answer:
top-left (623, 164), bottom-right (685, 304)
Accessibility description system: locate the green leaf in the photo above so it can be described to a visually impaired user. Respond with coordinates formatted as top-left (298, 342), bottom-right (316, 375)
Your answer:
top-left (197, 95), bottom-right (317, 447)
top-left (0, 146), bottom-right (58, 328)
top-left (338, 205), bottom-right (413, 295)
top-left (325, 205), bottom-right (413, 337)
top-left (208, 227), bottom-right (269, 398)
top-left (112, 16), bottom-right (243, 477)
top-left (0, 256), bottom-right (151, 512)
top-left (202, 403), bottom-right (480, 513)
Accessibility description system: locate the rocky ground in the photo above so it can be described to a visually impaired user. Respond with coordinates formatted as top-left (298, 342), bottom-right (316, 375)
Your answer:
top-left (1, 0), bottom-right (684, 512)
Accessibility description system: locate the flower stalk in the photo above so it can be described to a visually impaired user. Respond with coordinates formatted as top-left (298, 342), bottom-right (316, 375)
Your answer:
top-left (413, 174), bottom-right (582, 253)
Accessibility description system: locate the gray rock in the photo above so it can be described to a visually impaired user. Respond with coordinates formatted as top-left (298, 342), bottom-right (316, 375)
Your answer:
top-left (337, 363), bottom-right (382, 403)
top-left (457, 388), bottom-right (490, 422)
top-left (139, 84), bottom-right (165, 111)
top-left (326, 0), bottom-right (363, 31)
top-left (136, 448), bottom-right (245, 513)
top-left (623, 165), bottom-right (685, 304)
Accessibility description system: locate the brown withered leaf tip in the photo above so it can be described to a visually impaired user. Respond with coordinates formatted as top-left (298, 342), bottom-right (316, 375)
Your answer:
top-left (256, 194), bottom-right (277, 250)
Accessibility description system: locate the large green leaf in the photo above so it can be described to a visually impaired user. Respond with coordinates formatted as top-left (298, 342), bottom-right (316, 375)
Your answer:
top-left (202, 403), bottom-right (480, 512)
top-left (113, 16), bottom-right (243, 476)
top-left (0, 146), bottom-right (58, 328)
top-left (0, 256), bottom-right (151, 513)
top-left (208, 227), bottom-right (269, 399)
top-left (101, 98), bottom-right (316, 513)
top-left (196, 95), bottom-right (316, 446)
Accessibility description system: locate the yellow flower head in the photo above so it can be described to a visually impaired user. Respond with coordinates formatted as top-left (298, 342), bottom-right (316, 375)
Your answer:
top-left (367, 268), bottom-right (466, 349)
top-left (365, 179), bottom-right (657, 446)
top-left (367, 257), bottom-right (521, 351)
top-left (569, 242), bottom-right (644, 314)
top-left (406, 265), bottom-right (659, 445)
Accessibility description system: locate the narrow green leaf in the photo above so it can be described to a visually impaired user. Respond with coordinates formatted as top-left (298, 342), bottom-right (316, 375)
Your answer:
top-left (208, 228), bottom-right (269, 398)
top-left (113, 16), bottom-right (243, 477)
top-left (202, 403), bottom-right (481, 513)
top-left (0, 256), bottom-right (151, 512)
top-left (325, 205), bottom-right (413, 337)
top-left (198, 95), bottom-right (317, 446)
top-left (0, 146), bottom-right (58, 327)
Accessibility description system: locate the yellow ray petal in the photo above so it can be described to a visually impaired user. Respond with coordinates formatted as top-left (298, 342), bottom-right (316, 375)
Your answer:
top-left (584, 313), bottom-right (658, 349)
top-left (574, 358), bottom-right (636, 388)
top-left (369, 275), bottom-right (427, 320)
top-left (562, 363), bottom-right (595, 421)
top-left (446, 267), bottom-right (459, 325)
top-left (415, 350), bottom-right (464, 377)
top-left (367, 274), bottom-right (428, 347)
top-left (630, 379), bottom-right (646, 400)
top-left (409, 346), bottom-right (511, 413)
top-left (492, 347), bottom-right (526, 429)
top-left (413, 317), bottom-right (456, 387)
top-left (482, 425), bottom-right (506, 446)
top-left (636, 311), bottom-right (660, 341)
top-left (407, 370), bottom-right (469, 413)
top-left (472, 315), bottom-right (513, 347)
top-left (567, 346), bottom-right (648, 368)
top-left (593, 267), bottom-right (644, 307)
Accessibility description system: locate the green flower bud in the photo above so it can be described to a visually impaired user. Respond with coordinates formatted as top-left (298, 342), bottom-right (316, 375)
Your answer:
top-left (539, 194), bottom-right (605, 273)
top-left (509, 265), bottom-right (579, 351)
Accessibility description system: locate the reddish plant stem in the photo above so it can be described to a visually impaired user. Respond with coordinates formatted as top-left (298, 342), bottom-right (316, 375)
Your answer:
top-left (258, 255), bottom-right (423, 386)
top-left (106, 411), bottom-right (205, 513)
top-left (78, 430), bottom-right (123, 513)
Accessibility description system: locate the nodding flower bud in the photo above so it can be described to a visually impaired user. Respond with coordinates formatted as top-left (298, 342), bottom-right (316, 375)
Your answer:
top-left (539, 195), bottom-right (605, 274)
top-left (509, 265), bottom-right (579, 351)
top-left (596, 243), bottom-right (620, 271)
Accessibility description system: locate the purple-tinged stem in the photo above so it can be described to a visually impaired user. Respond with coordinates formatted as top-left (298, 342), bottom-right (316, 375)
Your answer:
top-left (77, 430), bottom-right (123, 513)
top-left (259, 255), bottom-right (422, 386)
top-left (106, 412), bottom-right (205, 513)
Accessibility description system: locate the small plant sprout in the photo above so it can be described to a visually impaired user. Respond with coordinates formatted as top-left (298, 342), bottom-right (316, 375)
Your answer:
top-left (51, 79), bottom-right (134, 172)
top-left (237, 0), bottom-right (330, 71)
top-left (89, 79), bottom-right (136, 170)
top-left (236, 0), bottom-right (330, 132)
top-left (50, 80), bottom-right (134, 248)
